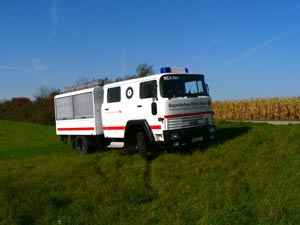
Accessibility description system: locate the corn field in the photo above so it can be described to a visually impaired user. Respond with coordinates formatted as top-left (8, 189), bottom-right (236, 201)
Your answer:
top-left (213, 97), bottom-right (300, 121)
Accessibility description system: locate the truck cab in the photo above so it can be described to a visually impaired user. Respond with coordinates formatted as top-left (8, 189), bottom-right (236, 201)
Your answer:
top-left (101, 67), bottom-right (215, 153)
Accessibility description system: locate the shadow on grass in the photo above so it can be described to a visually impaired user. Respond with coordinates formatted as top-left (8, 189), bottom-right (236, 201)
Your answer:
top-left (179, 125), bottom-right (252, 155)
top-left (119, 147), bottom-right (159, 162)
top-left (213, 125), bottom-right (251, 146)
top-left (111, 125), bottom-right (252, 160)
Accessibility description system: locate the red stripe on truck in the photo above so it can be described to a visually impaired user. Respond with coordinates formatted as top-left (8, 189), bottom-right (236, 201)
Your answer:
top-left (103, 126), bottom-right (126, 130)
top-left (57, 127), bottom-right (95, 131)
top-left (58, 125), bottom-right (162, 132)
top-left (102, 125), bottom-right (161, 130)
top-left (150, 125), bottom-right (161, 129)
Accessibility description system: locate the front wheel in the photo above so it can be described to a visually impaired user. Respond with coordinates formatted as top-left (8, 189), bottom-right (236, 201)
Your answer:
top-left (136, 131), bottom-right (148, 159)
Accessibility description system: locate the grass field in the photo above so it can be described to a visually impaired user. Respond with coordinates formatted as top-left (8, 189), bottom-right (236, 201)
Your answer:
top-left (1, 120), bottom-right (300, 224)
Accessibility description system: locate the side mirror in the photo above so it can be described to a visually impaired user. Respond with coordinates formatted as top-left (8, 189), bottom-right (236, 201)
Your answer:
top-left (151, 102), bottom-right (157, 115)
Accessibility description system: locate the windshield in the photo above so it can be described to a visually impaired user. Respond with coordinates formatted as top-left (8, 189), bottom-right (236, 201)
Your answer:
top-left (160, 74), bottom-right (208, 98)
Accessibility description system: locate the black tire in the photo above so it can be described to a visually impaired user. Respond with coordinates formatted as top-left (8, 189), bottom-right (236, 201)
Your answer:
top-left (136, 131), bottom-right (147, 159)
top-left (74, 136), bottom-right (89, 154)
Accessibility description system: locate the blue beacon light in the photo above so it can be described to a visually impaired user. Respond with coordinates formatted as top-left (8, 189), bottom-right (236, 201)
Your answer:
top-left (160, 67), bottom-right (189, 73)
top-left (160, 67), bottom-right (171, 73)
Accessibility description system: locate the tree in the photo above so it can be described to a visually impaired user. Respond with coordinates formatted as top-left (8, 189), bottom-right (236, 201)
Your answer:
top-left (34, 85), bottom-right (60, 100)
top-left (136, 64), bottom-right (154, 77)
top-left (6, 98), bottom-right (33, 122)
top-left (72, 64), bottom-right (154, 85)
top-left (34, 85), bottom-right (60, 125)
top-left (0, 100), bottom-right (10, 119)
top-left (75, 75), bottom-right (95, 86)
top-left (102, 77), bottom-right (112, 84)
top-left (113, 64), bottom-right (154, 82)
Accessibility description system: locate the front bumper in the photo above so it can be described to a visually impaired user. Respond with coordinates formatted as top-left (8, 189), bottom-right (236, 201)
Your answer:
top-left (163, 125), bottom-right (216, 148)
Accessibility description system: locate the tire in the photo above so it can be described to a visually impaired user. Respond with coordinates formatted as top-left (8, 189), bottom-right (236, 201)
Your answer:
top-left (74, 136), bottom-right (89, 154)
top-left (136, 131), bottom-right (147, 159)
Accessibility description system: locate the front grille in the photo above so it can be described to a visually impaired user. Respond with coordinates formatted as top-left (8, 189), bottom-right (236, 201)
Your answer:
top-left (166, 115), bottom-right (213, 130)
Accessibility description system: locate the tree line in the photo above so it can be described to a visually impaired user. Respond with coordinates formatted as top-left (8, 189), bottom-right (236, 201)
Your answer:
top-left (0, 86), bottom-right (60, 125)
top-left (0, 64), bottom-right (153, 125)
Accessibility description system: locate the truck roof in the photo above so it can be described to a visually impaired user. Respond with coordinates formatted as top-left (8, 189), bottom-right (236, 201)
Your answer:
top-left (103, 73), bottom-right (204, 89)
top-left (55, 86), bottom-right (102, 99)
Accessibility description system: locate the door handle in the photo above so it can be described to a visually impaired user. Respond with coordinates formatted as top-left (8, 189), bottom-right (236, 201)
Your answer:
top-left (137, 105), bottom-right (142, 107)
top-left (105, 108), bottom-right (109, 110)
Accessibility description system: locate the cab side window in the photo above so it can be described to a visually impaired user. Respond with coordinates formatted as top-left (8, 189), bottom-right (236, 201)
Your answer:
top-left (140, 80), bottom-right (157, 99)
top-left (107, 87), bottom-right (121, 103)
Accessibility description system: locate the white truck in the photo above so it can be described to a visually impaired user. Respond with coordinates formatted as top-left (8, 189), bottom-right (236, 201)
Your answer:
top-left (54, 67), bottom-right (215, 157)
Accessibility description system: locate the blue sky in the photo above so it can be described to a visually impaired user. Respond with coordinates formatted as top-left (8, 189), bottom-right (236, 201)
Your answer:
top-left (1, 0), bottom-right (300, 100)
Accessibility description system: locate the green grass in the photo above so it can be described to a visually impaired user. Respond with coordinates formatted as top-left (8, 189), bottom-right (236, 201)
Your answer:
top-left (1, 120), bottom-right (300, 224)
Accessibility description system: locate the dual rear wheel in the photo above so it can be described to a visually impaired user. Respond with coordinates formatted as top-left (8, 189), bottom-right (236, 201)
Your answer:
top-left (73, 136), bottom-right (89, 154)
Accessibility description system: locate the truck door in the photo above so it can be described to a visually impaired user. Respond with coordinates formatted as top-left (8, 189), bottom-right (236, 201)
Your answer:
top-left (102, 86), bottom-right (124, 138)
top-left (136, 80), bottom-right (159, 127)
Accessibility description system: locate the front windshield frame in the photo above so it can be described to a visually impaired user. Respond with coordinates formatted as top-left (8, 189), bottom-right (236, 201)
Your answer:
top-left (159, 74), bottom-right (208, 98)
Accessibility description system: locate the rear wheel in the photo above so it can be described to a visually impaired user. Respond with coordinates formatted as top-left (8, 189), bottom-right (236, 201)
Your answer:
top-left (74, 136), bottom-right (89, 154)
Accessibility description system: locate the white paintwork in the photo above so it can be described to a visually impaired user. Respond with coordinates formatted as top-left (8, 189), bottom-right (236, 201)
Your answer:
top-left (55, 70), bottom-right (215, 145)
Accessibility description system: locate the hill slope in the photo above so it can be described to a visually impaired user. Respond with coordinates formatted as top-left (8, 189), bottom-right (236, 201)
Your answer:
top-left (1, 120), bottom-right (300, 224)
